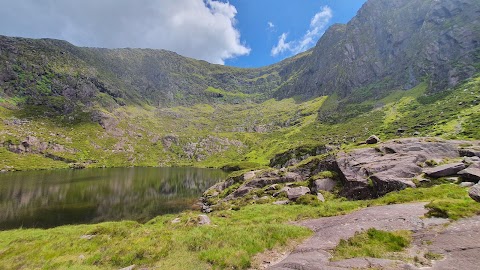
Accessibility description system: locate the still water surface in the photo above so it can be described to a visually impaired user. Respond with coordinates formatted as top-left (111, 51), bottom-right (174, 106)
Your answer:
top-left (0, 167), bottom-right (226, 230)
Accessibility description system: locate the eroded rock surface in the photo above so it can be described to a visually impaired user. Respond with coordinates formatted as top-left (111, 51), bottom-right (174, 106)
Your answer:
top-left (268, 203), bottom-right (448, 270)
top-left (336, 138), bottom-right (478, 199)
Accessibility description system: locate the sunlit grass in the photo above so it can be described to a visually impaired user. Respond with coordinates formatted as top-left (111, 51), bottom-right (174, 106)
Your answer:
top-left (0, 184), bottom-right (476, 269)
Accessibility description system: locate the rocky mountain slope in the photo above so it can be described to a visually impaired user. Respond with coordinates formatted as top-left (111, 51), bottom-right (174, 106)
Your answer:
top-left (0, 0), bottom-right (479, 171)
top-left (1, 0), bottom-right (478, 110)
top-left (278, 0), bottom-right (480, 100)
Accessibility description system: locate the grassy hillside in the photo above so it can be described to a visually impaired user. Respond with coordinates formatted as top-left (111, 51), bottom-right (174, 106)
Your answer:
top-left (1, 74), bottom-right (479, 171)
top-left (0, 184), bottom-right (476, 269)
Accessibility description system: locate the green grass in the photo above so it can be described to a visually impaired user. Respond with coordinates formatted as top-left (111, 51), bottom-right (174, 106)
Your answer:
top-left (0, 184), bottom-right (474, 269)
top-left (331, 228), bottom-right (411, 261)
top-left (1, 74), bottom-right (480, 172)
top-left (425, 199), bottom-right (480, 220)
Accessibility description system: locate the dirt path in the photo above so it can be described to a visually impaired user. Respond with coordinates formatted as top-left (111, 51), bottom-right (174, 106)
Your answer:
top-left (266, 203), bottom-right (451, 270)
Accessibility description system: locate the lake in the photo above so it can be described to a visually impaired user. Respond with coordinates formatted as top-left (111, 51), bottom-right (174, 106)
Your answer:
top-left (0, 167), bottom-right (227, 230)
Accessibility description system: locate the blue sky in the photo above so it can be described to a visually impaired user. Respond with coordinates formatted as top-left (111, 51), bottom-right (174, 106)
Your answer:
top-left (225, 0), bottom-right (367, 67)
top-left (0, 0), bottom-right (367, 67)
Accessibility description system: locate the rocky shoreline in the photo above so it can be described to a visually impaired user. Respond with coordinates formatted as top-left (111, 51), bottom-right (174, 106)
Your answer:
top-left (200, 137), bottom-right (480, 212)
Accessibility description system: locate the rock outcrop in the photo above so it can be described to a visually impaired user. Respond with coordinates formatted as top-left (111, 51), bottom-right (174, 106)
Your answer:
top-left (202, 138), bottom-right (480, 211)
top-left (423, 163), bottom-right (466, 178)
top-left (336, 138), bottom-right (464, 198)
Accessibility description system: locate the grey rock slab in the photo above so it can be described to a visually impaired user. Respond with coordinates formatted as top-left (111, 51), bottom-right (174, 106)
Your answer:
top-left (423, 163), bottom-right (466, 178)
top-left (329, 258), bottom-right (408, 269)
top-left (458, 167), bottom-right (480, 182)
top-left (423, 216), bottom-right (480, 270)
top-left (273, 200), bottom-right (289, 205)
top-left (269, 203), bottom-right (445, 269)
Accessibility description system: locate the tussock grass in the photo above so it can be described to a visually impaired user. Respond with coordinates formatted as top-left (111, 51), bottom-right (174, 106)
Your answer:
top-left (0, 184), bottom-right (476, 269)
top-left (332, 228), bottom-right (411, 261)
top-left (426, 199), bottom-right (480, 220)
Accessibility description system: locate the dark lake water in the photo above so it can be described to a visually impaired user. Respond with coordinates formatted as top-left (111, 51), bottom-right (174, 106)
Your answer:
top-left (0, 167), bottom-right (227, 230)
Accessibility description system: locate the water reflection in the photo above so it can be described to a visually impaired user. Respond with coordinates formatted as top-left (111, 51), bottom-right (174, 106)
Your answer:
top-left (0, 167), bottom-right (226, 230)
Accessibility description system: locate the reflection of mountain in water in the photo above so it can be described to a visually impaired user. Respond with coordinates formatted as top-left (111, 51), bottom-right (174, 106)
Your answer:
top-left (0, 167), bottom-right (226, 229)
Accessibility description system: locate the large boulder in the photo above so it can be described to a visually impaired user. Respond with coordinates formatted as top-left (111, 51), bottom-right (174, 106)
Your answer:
top-left (336, 138), bottom-right (463, 199)
top-left (458, 168), bottom-right (480, 183)
top-left (469, 184), bottom-right (480, 203)
top-left (423, 163), bottom-right (466, 178)
top-left (286, 186), bottom-right (311, 200)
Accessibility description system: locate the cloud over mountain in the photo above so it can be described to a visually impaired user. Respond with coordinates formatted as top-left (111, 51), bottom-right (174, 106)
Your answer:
top-left (0, 0), bottom-right (250, 64)
top-left (272, 6), bottom-right (332, 56)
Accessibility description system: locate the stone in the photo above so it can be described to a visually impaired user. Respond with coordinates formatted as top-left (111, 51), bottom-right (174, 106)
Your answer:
top-left (459, 148), bottom-right (480, 158)
top-left (80, 234), bottom-right (95, 240)
top-left (423, 163), bottom-right (466, 178)
top-left (286, 186), bottom-right (310, 200)
top-left (468, 184), bottom-right (480, 203)
top-left (371, 174), bottom-right (417, 196)
top-left (265, 184), bottom-right (280, 191)
top-left (312, 178), bottom-right (336, 192)
top-left (366, 135), bottom-right (380, 144)
top-left (243, 171), bottom-right (256, 181)
top-left (459, 182), bottom-right (475, 188)
top-left (198, 215), bottom-right (211, 225)
top-left (171, 218), bottom-right (181, 224)
top-left (226, 186), bottom-right (253, 200)
top-left (317, 193), bottom-right (325, 202)
top-left (417, 177), bottom-right (431, 183)
top-left (458, 168), bottom-right (480, 182)
top-left (273, 200), bottom-right (289, 205)
top-left (273, 187), bottom-right (290, 197)
top-left (70, 163), bottom-right (86, 170)
top-left (119, 265), bottom-right (135, 270)
top-left (245, 171), bottom-right (304, 188)
top-left (463, 156), bottom-right (480, 164)
top-left (445, 177), bottom-right (460, 183)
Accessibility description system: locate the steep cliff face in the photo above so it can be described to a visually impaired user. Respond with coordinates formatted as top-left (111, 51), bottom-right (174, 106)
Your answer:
top-left (275, 0), bottom-right (480, 100)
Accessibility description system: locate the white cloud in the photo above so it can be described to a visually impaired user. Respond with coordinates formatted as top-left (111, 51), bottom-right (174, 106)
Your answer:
top-left (271, 33), bottom-right (290, 56)
top-left (0, 0), bottom-right (250, 64)
top-left (268, 21), bottom-right (275, 28)
top-left (271, 6), bottom-right (332, 57)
